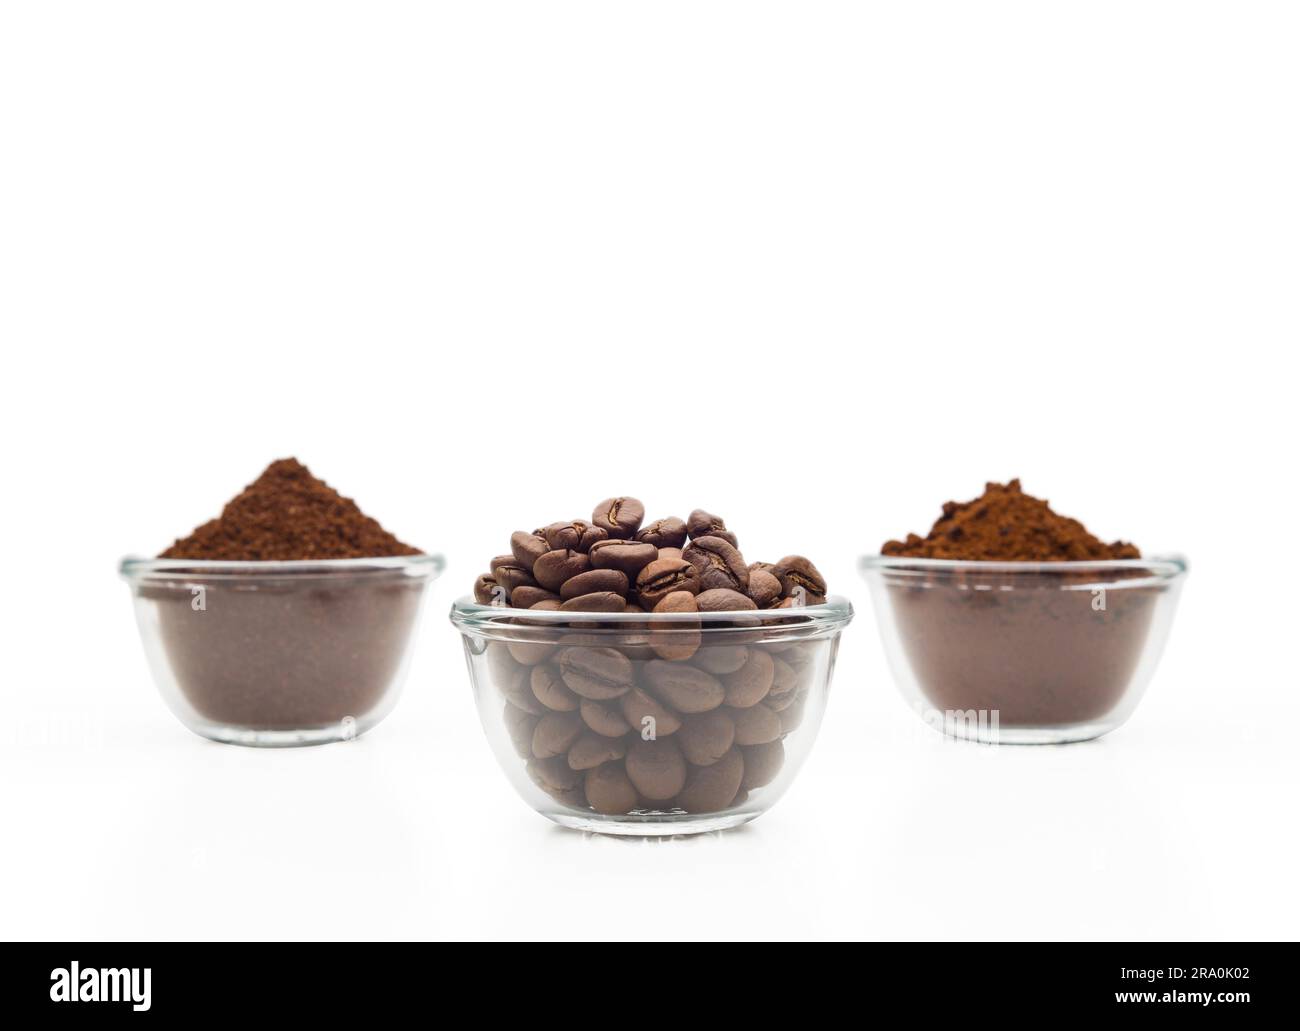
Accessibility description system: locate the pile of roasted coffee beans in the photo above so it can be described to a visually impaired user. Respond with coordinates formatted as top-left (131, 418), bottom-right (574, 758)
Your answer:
top-left (473, 498), bottom-right (829, 816)
top-left (474, 497), bottom-right (827, 613)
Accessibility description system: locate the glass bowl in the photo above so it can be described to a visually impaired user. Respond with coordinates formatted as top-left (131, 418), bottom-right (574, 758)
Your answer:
top-left (450, 595), bottom-right (854, 835)
top-left (120, 554), bottom-right (443, 746)
top-left (860, 555), bottom-right (1187, 744)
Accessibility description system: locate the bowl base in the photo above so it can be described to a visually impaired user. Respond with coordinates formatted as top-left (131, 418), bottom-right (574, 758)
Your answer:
top-left (544, 808), bottom-right (761, 837)
top-left (185, 722), bottom-right (369, 747)
top-left (935, 720), bottom-right (1120, 745)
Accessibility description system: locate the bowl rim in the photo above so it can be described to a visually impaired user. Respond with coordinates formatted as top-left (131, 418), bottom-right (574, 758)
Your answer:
top-left (860, 553), bottom-right (1188, 583)
top-left (449, 593), bottom-right (853, 635)
top-left (119, 553), bottom-right (445, 582)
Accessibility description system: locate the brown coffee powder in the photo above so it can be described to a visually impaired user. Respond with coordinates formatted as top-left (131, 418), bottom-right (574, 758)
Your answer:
top-left (147, 459), bottom-right (426, 738)
top-left (876, 480), bottom-right (1155, 733)
top-left (161, 458), bottom-right (419, 561)
top-left (882, 479), bottom-right (1139, 561)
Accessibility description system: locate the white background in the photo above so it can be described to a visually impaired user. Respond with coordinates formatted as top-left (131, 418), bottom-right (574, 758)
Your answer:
top-left (1, 1), bottom-right (1296, 941)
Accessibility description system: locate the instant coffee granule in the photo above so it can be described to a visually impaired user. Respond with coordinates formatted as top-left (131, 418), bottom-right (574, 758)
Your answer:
top-left (882, 479), bottom-right (1138, 561)
top-left (161, 457), bottom-right (420, 561)
top-left (150, 459), bottom-right (425, 733)
top-left (879, 480), bottom-right (1154, 728)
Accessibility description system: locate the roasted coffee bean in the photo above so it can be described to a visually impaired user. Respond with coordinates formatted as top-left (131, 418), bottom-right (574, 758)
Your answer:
top-left (557, 646), bottom-right (635, 700)
top-left (491, 554), bottom-right (538, 596)
top-left (696, 588), bottom-right (757, 612)
top-left (560, 569), bottom-right (629, 600)
top-left (533, 549), bottom-right (591, 592)
top-left (693, 644), bottom-right (750, 674)
top-left (773, 555), bottom-right (827, 603)
top-left (635, 557), bottom-right (701, 608)
top-left (749, 561), bottom-right (775, 575)
top-left (592, 496), bottom-right (645, 539)
top-left (615, 606), bottom-right (655, 661)
top-left (579, 698), bottom-right (633, 737)
top-left (778, 693), bottom-right (808, 734)
top-left (530, 665), bottom-right (579, 712)
top-left (474, 573), bottom-right (501, 605)
top-left (507, 603), bottom-right (558, 666)
top-left (686, 509), bottom-right (734, 545)
top-left (620, 686), bottom-right (682, 738)
top-left (527, 756), bottom-right (583, 799)
top-left (498, 665), bottom-right (545, 714)
top-left (678, 709), bottom-right (735, 766)
top-left (740, 739), bottom-right (784, 790)
top-left (644, 659), bottom-right (725, 713)
top-left (560, 592), bottom-right (627, 613)
top-left (636, 517), bottom-right (688, 549)
top-left (567, 732), bottom-right (627, 771)
top-left (657, 547), bottom-right (683, 563)
top-left (510, 531), bottom-right (550, 569)
top-left (731, 702), bottom-right (781, 745)
top-left (781, 642), bottom-right (818, 680)
top-left (650, 590), bottom-right (701, 661)
top-left (764, 633), bottom-right (803, 655)
top-left (504, 634), bottom-right (556, 665)
top-left (543, 520), bottom-right (607, 553)
top-left (588, 538), bottom-right (658, 577)
top-left (503, 703), bottom-right (540, 759)
top-left (747, 569), bottom-right (783, 608)
top-left (585, 763), bottom-right (639, 815)
top-left (781, 594), bottom-right (818, 611)
top-left (511, 585), bottom-right (561, 609)
top-left (531, 710), bottom-right (584, 759)
top-left (768, 654), bottom-right (799, 700)
top-left (486, 643), bottom-right (525, 682)
top-left (722, 648), bottom-right (775, 707)
top-left (765, 686), bottom-right (799, 712)
top-left (683, 536), bottom-right (749, 593)
top-left (675, 746), bottom-right (744, 813)
top-left (553, 630), bottom-right (608, 649)
top-left (625, 737), bottom-right (687, 801)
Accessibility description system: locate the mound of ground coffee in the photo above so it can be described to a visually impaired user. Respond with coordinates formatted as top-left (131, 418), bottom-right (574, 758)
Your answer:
top-left (882, 479), bottom-right (1138, 561)
top-left (876, 480), bottom-right (1155, 734)
top-left (144, 460), bottom-right (428, 740)
top-left (161, 458), bottom-right (420, 560)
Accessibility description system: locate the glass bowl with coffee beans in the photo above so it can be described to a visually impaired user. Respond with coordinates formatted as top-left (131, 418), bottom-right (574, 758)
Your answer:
top-left (450, 498), bottom-right (853, 835)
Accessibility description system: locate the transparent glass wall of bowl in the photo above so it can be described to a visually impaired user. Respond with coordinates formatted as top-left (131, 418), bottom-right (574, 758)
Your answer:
top-left (120, 555), bottom-right (443, 746)
top-left (860, 556), bottom-right (1187, 744)
top-left (450, 597), bottom-right (854, 835)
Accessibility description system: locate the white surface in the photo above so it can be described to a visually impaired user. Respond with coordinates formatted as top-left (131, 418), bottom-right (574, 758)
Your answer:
top-left (1, 1), bottom-right (1296, 941)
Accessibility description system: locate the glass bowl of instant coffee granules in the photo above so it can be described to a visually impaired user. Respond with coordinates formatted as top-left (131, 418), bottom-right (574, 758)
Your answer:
top-left (450, 499), bottom-right (853, 835)
top-left (120, 459), bottom-right (443, 746)
top-left (861, 480), bottom-right (1187, 744)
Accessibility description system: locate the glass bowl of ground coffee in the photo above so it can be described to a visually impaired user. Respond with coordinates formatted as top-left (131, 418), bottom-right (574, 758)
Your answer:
top-left (450, 499), bottom-right (854, 835)
top-left (861, 480), bottom-right (1187, 744)
top-left (120, 459), bottom-right (443, 746)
